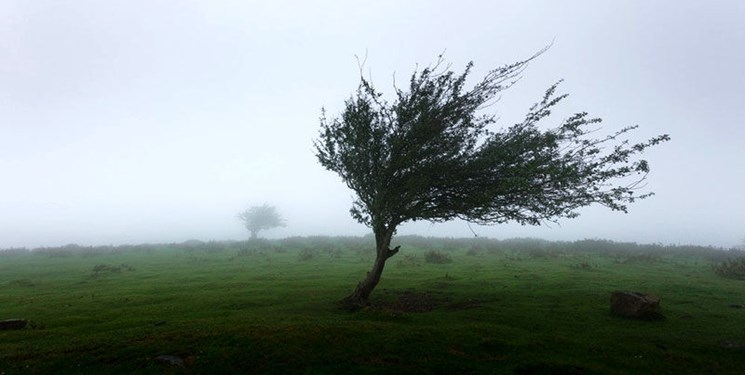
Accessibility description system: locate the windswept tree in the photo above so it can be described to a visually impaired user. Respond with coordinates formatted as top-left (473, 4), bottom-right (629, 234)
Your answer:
top-left (237, 204), bottom-right (285, 240)
top-left (315, 51), bottom-right (669, 308)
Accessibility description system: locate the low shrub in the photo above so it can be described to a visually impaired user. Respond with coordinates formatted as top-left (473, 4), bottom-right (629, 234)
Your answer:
top-left (324, 248), bottom-right (344, 258)
top-left (713, 257), bottom-right (745, 280)
top-left (298, 249), bottom-right (318, 261)
top-left (465, 248), bottom-right (480, 256)
top-left (424, 250), bottom-right (452, 264)
top-left (397, 254), bottom-right (420, 267)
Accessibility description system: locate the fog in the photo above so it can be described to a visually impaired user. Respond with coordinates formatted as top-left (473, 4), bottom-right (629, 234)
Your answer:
top-left (1, 1), bottom-right (743, 249)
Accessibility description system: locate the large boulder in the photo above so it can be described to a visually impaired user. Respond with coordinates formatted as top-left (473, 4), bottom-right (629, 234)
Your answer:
top-left (0, 319), bottom-right (27, 330)
top-left (610, 291), bottom-right (664, 320)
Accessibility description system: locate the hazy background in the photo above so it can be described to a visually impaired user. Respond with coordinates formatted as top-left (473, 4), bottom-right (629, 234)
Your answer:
top-left (1, 0), bottom-right (743, 249)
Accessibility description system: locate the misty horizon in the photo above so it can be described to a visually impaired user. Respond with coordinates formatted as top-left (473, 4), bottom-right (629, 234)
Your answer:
top-left (2, 1), bottom-right (744, 250)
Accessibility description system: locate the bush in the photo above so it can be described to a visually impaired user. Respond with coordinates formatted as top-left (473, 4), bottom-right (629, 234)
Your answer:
top-left (465, 247), bottom-right (480, 256)
top-left (298, 249), bottom-right (318, 261)
top-left (424, 250), bottom-right (452, 264)
top-left (324, 248), bottom-right (344, 258)
top-left (397, 254), bottom-right (420, 267)
top-left (713, 257), bottom-right (745, 280)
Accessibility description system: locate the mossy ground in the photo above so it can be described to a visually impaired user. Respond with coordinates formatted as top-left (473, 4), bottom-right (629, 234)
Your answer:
top-left (1, 237), bottom-right (744, 374)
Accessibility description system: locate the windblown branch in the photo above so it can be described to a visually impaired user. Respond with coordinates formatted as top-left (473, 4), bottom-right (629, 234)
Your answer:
top-left (314, 51), bottom-right (669, 233)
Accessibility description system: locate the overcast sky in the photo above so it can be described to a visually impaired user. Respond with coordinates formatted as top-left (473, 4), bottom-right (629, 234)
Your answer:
top-left (1, 1), bottom-right (743, 249)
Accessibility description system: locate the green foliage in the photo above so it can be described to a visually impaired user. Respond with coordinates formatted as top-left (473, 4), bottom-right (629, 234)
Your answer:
top-left (424, 250), bottom-right (453, 264)
top-left (713, 256), bottom-right (745, 280)
top-left (397, 253), bottom-right (421, 267)
top-left (298, 248), bottom-right (319, 261)
top-left (465, 247), bottom-right (480, 256)
top-left (315, 52), bottom-right (669, 231)
top-left (91, 263), bottom-right (135, 277)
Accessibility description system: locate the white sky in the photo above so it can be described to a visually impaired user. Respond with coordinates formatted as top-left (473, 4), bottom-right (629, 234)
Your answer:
top-left (1, 1), bottom-right (743, 248)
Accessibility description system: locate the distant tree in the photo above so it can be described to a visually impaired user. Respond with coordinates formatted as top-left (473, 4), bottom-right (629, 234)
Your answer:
top-left (315, 51), bottom-right (669, 308)
top-left (237, 204), bottom-right (285, 240)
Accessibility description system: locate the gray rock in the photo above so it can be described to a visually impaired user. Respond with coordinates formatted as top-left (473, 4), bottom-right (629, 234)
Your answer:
top-left (156, 355), bottom-right (185, 367)
top-left (0, 319), bottom-right (27, 330)
top-left (610, 291), bottom-right (664, 320)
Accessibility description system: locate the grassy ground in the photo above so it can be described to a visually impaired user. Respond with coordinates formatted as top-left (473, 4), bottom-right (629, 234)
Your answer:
top-left (1, 237), bottom-right (744, 374)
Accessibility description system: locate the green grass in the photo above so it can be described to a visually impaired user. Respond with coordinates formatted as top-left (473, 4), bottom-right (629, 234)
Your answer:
top-left (1, 237), bottom-right (744, 374)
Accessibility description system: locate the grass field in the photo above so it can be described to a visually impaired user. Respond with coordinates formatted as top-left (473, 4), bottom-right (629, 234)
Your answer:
top-left (1, 237), bottom-right (744, 374)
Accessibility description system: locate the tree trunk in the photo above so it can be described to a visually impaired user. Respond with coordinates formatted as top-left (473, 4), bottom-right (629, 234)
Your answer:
top-left (249, 230), bottom-right (258, 240)
top-left (341, 226), bottom-right (399, 310)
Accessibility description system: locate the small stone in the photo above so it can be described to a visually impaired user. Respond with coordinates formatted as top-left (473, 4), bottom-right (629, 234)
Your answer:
top-left (156, 355), bottom-right (185, 367)
top-left (0, 319), bottom-right (27, 330)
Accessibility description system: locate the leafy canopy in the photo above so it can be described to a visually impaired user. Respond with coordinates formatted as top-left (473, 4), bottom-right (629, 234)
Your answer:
top-left (237, 204), bottom-right (285, 237)
top-left (315, 52), bottom-right (669, 232)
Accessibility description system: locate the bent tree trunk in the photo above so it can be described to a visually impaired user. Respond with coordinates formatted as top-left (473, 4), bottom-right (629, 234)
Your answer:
top-left (341, 227), bottom-right (400, 309)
